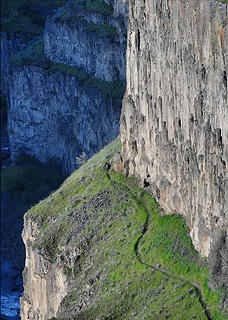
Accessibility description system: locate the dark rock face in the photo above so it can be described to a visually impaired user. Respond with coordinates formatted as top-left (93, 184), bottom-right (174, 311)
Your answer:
top-left (44, 2), bottom-right (127, 81)
top-left (1, 32), bottom-right (31, 96)
top-left (120, 0), bottom-right (227, 283)
top-left (8, 66), bottom-right (122, 173)
top-left (4, 0), bottom-right (128, 174)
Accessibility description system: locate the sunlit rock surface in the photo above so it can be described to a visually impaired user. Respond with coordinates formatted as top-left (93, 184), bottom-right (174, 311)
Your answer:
top-left (120, 0), bottom-right (227, 281)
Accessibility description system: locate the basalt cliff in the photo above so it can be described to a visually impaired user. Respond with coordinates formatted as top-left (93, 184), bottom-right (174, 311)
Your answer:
top-left (1, 0), bottom-right (228, 319)
top-left (120, 0), bottom-right (227, 285)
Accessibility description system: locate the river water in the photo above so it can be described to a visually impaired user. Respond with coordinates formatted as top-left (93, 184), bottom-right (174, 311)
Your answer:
top-left (1, 258), bottom-right (21, 319)
top-left (1, 142), bottom-right (23, 319)
top-left (1, 190), bottom-right (24, 319)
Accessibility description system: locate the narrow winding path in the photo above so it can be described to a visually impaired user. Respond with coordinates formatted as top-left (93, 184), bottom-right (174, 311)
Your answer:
top-left (106, 170), bottom-right (212, 320)
top-left (134, 204), bottom-right (212, 320)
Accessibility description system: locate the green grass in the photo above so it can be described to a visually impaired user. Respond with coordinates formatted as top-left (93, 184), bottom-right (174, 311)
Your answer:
top-left (137, 193), bottom-right (225, 320)
top-left (24, 139), bottom-right (227, 320)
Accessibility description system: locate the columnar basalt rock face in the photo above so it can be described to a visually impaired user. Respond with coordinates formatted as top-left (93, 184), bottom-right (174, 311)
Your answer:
top-left (120, 0), bottom-right (227, 269)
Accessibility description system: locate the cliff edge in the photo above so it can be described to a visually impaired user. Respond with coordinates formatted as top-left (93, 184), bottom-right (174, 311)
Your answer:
top-left (20, 139), bottom-right (227, 319)
top-left (120, 0), bottom-right (227, 289)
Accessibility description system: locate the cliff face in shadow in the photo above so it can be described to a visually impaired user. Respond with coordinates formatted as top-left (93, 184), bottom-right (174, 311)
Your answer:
top-left (3, 0), bottom-right (128, 174)
top-left (8, 64), bottom-right (123, 173)
top-left (120, 0), bottom-right (227, 287)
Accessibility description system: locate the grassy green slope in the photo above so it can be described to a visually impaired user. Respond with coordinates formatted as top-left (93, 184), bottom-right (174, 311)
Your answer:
top-left (26, 139), bottom-right (226, 320)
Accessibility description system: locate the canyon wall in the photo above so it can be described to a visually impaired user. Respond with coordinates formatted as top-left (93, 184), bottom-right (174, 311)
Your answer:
top-left (1, 32), bottom-right (31, 97)
top-left (44, 1), bottom-right (127, 81)
top-left (120, 0), bottom-right (227, 281)
top-left (8, 65), bottom-right (122, 173)
top-left (5, 0), bottom-right (128, 173)
top-left (18, 1), bottom-right (228, 319)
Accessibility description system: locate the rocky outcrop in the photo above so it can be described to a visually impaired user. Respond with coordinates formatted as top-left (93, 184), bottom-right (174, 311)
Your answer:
top-left (21, 217), bottom-right (68, 320)
top-left (120, 0), bottom-right (227, 280)
top-left (21, 139), bottom-right (226, 320)
top-left (6, 0), bottom-right (128, 173)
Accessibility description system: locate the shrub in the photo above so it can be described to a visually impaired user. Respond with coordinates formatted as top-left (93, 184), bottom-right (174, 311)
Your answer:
top-left (1, 155), bottom-right (64, 205)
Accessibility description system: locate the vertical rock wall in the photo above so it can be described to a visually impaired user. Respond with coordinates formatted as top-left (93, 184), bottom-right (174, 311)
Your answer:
top-left (1, 32), bottom-right (30, 95)
top-left (6, 0), bottom-right (128, 174)
top-left (44, 1), bottom-right (128, 81)
top-left (120, 0), bottom-right (227, 272)
top-left (8, 65), bottom-right (122, 173)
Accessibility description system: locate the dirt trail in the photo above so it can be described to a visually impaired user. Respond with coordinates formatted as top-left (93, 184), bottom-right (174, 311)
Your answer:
top-left (106, 170), bottom-right (212, 320)
top-left (134, 205), bottom-right (212, 320)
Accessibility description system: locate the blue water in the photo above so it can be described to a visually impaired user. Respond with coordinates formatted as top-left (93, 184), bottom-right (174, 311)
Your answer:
top-left (1, 257), bottom-right (21, 319)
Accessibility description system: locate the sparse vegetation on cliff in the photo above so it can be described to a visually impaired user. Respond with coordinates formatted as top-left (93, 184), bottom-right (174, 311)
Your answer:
top-left (10, 39), bottom-right (125, 98)
top-left (65, 0), bottom-right (113, 15)
top-left (24, 139), bottom-right (227, 320)
top-left (1, 0), bottom-right (66, 34)
top-left (1, 0), bottom-right (114, 35)
top-left (85, 22), bottom-right (116, 40)
top-left (54, 13), bottom-right (117, 40)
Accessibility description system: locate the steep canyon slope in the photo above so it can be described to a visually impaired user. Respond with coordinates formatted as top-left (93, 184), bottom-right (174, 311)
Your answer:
top-left (20, 139), bottom-right (227, 320)
top-left (3, 0), bottom-right (128, 173)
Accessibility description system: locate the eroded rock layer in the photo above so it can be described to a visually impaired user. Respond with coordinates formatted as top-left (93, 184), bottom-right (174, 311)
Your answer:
top-left (6, 0), bottom-right (128, 173)
top-left (120, 0), bottom-right (227, 274)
